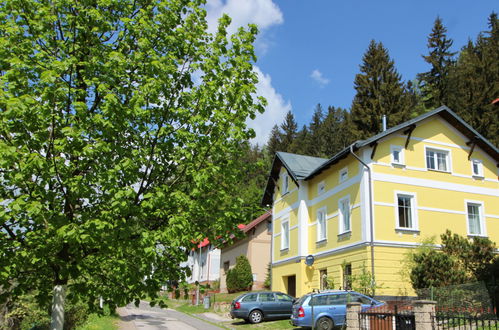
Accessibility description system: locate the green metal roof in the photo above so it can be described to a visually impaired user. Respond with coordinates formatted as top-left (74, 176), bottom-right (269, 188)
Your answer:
top-left (277, 152), bottom-right (328, 180)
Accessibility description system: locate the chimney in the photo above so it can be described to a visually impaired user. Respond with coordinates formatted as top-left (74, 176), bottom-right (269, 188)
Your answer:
top-left (382, 115), bottom-right (387, 132)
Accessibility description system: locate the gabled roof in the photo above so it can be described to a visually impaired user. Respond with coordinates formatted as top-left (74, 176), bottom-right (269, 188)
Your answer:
top-left (262, 106), bottom-right (499, 206)
top-left (242, 210), bottom-right (271, 233)
top-left (261, 152), bottom-right (327, 206)
top-left (306, 106), bottom-right (499, 180)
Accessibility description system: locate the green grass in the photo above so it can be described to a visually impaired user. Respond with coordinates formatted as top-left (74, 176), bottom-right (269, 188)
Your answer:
top-left (75, 313), bottom-right (119, 330)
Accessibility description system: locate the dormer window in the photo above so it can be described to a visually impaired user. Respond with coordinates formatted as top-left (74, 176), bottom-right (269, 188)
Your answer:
top-left (339, 167), bottom-right (348, 183)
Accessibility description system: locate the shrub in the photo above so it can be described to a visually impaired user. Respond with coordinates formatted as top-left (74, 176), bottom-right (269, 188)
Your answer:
top-left (226, 256), bottom-right (253, 293)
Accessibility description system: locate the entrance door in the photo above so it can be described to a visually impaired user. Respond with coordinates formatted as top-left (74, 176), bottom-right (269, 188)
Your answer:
top-left (287, 275), bottom-right (296, 297)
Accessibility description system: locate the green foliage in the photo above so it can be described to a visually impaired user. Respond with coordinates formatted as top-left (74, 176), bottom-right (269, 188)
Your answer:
top-left (350, 40), bottom-right (414, 139)
top-left (410, 250), bottom-right (467, 289)
top-left (0, 0), bottom-right (265, 324)
top-left (263, 263), bottom-right (271, 289)
top-left (226, 256), bottom-right (253, 293)
top-left (410, 231), bottom-right (497, 304)
top-left (417, 16), bottom-right (456, 110)
top-left (399, 236), bottom-right (437, 283)
top-left (447, 13), bottom-right (499, 146)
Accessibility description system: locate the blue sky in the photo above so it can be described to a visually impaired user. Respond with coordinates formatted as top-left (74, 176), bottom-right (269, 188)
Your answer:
top-left (205, 0), bottom-right (498, 145)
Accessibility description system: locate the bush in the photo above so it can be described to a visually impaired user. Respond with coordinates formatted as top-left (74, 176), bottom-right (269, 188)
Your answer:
top-left (226, 256), bottom-right (253, 293)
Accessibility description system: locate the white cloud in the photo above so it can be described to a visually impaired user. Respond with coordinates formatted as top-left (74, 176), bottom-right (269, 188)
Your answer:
top-left (247, 66), bottom-right (291, 146)
top-left (310, 69), bottom-right (330, 86)
top-left (206, 0), bottom-right (283, 34)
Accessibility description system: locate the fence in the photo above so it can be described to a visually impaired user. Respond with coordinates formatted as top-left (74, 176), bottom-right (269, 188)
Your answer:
top-left (349, 300), bottom-right (499, 330)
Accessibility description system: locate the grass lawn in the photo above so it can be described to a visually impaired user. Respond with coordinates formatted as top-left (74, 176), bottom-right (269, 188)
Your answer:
top-left (76, 313), bottom-right (119, 330)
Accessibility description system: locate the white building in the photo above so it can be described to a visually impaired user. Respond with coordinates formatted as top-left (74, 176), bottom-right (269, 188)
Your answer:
top-left (181, 238), bottom-right (221, 284)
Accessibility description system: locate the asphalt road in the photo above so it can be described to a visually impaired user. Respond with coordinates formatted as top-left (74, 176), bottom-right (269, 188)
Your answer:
top-left (118, 301), bottom-right (224, 330)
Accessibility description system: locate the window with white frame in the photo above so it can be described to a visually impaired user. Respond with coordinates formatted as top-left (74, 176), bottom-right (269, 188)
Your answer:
top-left (338, 196), bottom-right (351, 233)
top-left (281, 219), bottom-right (289, 250)
top-left (426, 147), bottom-right (450, 172)
top-left (391, 145), bottom-right (404, 165)
top-left (318, 181), bottom-right (326, 195)
top-left (467, 202), bottom-right (484, 236)
top-left (339, 167), bottom-right (348, 183)
top-left (396, 193), bottom-right (417, 229)
top-left (471, 159), bottom-right (483, 177)
top-left (317, 207), bottom-right (327, 242)
top-left (282, 172), bottom-right (289, 194)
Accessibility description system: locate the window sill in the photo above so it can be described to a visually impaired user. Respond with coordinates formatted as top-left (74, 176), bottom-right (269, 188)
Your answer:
top-left (427, 168), bottom-right (451, 174)
top-left (337, 231), bottom-right (351, 239)
top-left (395, 228), bottom-right (420, 233)
top-left (472, 175), bottom-right (484, 180)
top-left (280, 247), bottom-right (289, 252)
top-left (316, 238), bottom-right (327, 245)
top-left (391, 162), bottom-right (406, 168)
top-left (467, 234), bottom-right (487, 239)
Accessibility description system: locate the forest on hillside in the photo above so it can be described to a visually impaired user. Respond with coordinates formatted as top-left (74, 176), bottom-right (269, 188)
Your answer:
top-left (239, 13), bottom-right (499, 223)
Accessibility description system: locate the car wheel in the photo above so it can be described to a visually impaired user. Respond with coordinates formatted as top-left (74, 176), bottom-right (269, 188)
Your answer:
top-left (248, 310), bottom-right (263, 324)
top-left (316, 316), bottom-right (334, 330)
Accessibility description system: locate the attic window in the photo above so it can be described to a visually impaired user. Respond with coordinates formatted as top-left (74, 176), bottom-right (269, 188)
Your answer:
top-left (339, 167), bottom-right (348, 183)
top-left (318, 181), bottom-right (326, 195)
top-left (282, 173), bottom-right (289, 194)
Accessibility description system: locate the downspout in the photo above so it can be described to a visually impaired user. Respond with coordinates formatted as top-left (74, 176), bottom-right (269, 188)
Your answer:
top-left (349, 144), bottom-right (376, 284)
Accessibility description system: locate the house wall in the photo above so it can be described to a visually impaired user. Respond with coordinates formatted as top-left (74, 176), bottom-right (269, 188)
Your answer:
top-left (219, 219), bottom-right (271, 292)
top-left (270, 115), bottom-right (499, 298)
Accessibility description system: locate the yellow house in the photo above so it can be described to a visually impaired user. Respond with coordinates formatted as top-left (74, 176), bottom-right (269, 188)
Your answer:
top-left (262, 106), bottom-right (499, 298)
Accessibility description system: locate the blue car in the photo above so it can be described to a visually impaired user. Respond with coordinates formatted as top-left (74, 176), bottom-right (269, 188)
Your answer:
top-left (291, 290), bottom-right (385, 329)
top-left (230, 291), bottom-right (295, 324)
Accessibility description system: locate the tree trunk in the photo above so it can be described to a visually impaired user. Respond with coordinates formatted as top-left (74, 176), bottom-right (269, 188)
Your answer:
top-left (50, 284), bottom-right (66, 330)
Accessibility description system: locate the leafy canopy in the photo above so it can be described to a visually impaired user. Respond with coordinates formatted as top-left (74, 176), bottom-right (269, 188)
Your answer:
top-left (0, 0), bottom-right (264, 311)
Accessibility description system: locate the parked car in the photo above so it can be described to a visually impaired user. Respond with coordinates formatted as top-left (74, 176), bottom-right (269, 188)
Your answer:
top-left (230, 291), bottom-right (295, 324)
top-left (291, 290), bottom-right (385, 329)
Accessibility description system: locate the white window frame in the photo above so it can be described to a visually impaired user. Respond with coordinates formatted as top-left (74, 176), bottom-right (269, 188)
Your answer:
top-left (317, 181), bottom-right (326, 195)
top-left (465, 200), bottom-right (486, 237)
top-left (339, 167), bottom-right (348, 183)
top-left (425, 146), bottom-right (451, 173)
top-left (471, 159), bottom-right (484, 178)
top-left (316, 207), bottom-right (327, 242)
top-left (395, 191), bottom-right (418, 231)
top-left (281, 172), bottom-right (289, 194)
top-left (390, 145), bottom-right (405, 165)
top-left (280, 218), bottom-right (290, 250)
top-left (338, 196), bottom-right (351, 234)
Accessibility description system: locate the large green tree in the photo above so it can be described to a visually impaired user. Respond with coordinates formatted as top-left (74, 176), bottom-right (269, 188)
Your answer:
top-left (0, 0), bottom-right (264, 328)
top-left (417, 17), bottom-right (456, 110)
top-left (350, 40), bottom-right (413, 139)
top-left (447, 13), bottom-right (499, 146)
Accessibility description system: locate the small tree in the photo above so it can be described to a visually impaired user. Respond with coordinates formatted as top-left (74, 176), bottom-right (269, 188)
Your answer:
top-left (263, 262), bottom-right (271, 289)
top-left (226, 256), bottom-right (253, 293)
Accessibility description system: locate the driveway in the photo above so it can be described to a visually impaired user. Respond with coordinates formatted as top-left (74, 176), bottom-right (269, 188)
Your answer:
top-left (118, 301), bottom-right (224, 330)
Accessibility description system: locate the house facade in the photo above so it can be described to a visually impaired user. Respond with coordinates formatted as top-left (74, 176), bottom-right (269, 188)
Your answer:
top-left (181, 238), bottom-right (221, 285)
top-left (262, 107), bottom-right (499, 298)
top-left (219, 211), bottom-right (272, 292)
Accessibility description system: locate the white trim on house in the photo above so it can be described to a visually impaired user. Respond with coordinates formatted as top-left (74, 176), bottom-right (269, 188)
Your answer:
top-left (465, 199), bottom-right (487, 237)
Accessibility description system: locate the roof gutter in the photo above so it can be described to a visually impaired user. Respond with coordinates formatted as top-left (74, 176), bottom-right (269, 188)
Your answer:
top-left (349, 143), bottom-right (376, 288)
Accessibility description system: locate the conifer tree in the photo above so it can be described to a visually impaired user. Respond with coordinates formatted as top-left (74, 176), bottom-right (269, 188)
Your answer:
top-left (290, 125), bottom-right (310, 155)
top-left (321, 106), bottom-right (354, 156)
top-left (267, 124), bottom-right (283, 156)
top-left (279, 111), bottom-right (298, 152)
top-left (307, 104), bottom-right (325, 157)
top-left (447, 13), bottom-right (499, 146)
top-left (417, 17), bottom-right (456, 110)
top-left (350, 40), bottom-right (413, 139)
